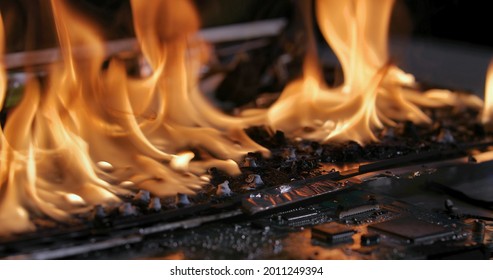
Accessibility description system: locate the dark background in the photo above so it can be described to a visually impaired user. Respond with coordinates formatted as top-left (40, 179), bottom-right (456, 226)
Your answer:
top-left (403, 0), bottom-right (493, 47)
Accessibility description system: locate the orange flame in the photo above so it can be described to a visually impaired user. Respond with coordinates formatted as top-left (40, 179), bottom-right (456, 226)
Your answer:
top-left (0, 2), bottom-right (122, 235)
top-left (0, 0), bottom-right (488, 236)
top-left (0, 13), bottom-right (5, 109)
top-left (481, 60), bottom-right (493, 125)
top-left (129, 0), bottom-right (268, 160)
top-left (263, 0), bottom-right (482, 144)
top-left (0, 0), bottom-right (268, 236)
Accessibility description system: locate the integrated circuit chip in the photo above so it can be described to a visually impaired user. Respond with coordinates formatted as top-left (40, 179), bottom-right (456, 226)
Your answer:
top-left (369, 216), bottom-right (454, 244)
top-left (361, 233), bottom-right (380, 246)
top-left (311, 223), bottom-right (355, 244)
top-left (337, 204), bottom-right (380, 219)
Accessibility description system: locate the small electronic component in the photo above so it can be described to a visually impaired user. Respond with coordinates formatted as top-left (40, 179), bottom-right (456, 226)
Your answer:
top-left (242, 179), bottom-right (345, 214)
top-left (337, 204), bottom-right (380, 219)
top-left (361, 233), bottom-right (380, 246)
top-left (311, 223), bottom-right (355, 244)
top-left (369, 216), bottom-right (454, 244)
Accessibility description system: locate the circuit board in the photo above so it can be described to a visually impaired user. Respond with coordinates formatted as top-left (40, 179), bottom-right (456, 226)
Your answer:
top-left (62, 180), bottom-right (492, 259)
top-left (2, 153), bottom-right (493, 260)
top-left (130, 188), bottom-right (489, 260)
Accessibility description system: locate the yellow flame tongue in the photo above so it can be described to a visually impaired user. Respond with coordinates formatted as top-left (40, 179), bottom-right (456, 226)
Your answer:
top-left (481, 60), bottom-right (493, 126)
top-left (264, 0), bottom-right (482, 144)
top-left (0, 0), bottom-right (270, 236)
top-left (0, 0), bottom-right (488, 237)
top-left (0, 13), bottom-right (5, 109)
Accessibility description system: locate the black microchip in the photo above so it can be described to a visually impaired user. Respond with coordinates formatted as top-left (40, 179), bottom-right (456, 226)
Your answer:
top-left (369, 216), bottom-right (454, 244)
top-left (361, 233), bottom-right (380, 246)
top-left (337, 204), bottom-right (380, 219)
top-left (312, 223), bottom-right (355, 244)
